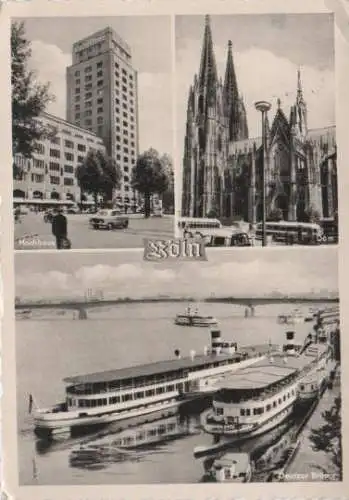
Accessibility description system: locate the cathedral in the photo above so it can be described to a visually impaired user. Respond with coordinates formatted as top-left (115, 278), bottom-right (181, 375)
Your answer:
top-left (181, 15), bottom-right (337, 223)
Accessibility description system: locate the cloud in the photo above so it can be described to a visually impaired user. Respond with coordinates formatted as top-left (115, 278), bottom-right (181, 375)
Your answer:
top-left (176, 38), bottom-right (335, 169)
top-left (29, 40), bottom-right (72, 120)
top-left (137, 72), bottom-right (173, 155)
top-left (15, 253), bottom-right (337, 302)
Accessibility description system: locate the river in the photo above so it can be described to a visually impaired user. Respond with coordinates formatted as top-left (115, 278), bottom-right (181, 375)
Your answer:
top-left (16, 300), bottom-right (334, 485)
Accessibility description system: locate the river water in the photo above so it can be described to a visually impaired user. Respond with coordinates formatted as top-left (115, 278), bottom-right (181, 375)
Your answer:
top-left (16, 301), bottom-right (333, 485)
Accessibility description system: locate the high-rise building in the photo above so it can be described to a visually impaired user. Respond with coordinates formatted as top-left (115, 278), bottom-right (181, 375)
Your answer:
top-left (182, 16), bottom-right (337, 223)
top-left (66, 27), bottom-right (139, 207)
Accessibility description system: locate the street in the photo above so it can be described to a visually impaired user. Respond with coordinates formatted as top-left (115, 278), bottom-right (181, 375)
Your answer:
top-left (14, 212), bottom-right (175, 250)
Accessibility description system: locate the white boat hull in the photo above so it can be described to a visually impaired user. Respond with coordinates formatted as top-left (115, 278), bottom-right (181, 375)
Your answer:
top-left (202, 403), bottom-right (294, 443)
top-left (34, 398), bottom-right (180, 438)
top-left (174, 315), bottom-right (218, 327)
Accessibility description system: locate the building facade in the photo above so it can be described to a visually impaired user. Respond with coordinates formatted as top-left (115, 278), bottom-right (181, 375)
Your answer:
top-left (182, 16), bottom-right (337, 222)
top-left (66, 27), bottom-right (139, 207)
top-left (13, 112), bottom-right (105, 203)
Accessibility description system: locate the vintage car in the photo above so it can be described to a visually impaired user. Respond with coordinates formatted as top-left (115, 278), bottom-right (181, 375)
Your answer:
top-left (89, 209), bottom-right (129, 230)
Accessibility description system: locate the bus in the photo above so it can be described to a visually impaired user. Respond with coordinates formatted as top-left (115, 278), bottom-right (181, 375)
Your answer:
top-left (255, 221), bottom-right (324, 245)
top-left (177, 217), bottom-right (252, 246)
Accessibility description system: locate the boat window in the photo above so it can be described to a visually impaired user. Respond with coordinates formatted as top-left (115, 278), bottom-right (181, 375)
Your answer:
top-left (156, 387), bottom-right (164, 394)
top-left (283, 395), bottom-right (286, 401)
top-left (135, 391), bottom-right (144, 399)
top-left (240, 409), bottom-right (245, 416)
top-left (216, 407), bottom-right (224, 416)
top-left (266, 404), bottom-right (271, 411)
top-left (245, 408), bottom-right (251, 416)
top-left (122, 393), bottom-right (133, 402)
top-left (278, 398), bottom-right (282, 404)
top-left (145, 389), bottom-right (155, 397)
top-left (273, 401), bottom-right (277, 408)
top-left (167, 385), bottom-right (175, 391)
top-left (109, 396), bottom-right (120, 404)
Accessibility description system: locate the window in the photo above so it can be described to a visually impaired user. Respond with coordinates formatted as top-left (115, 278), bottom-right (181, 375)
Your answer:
top-left (123, 139), bottom-right (128, 145)
top-left (240, 409), bottom-right (245, 416)
top-left (75, 87), bottom-right (80, 94)
top-left (116, 154), bottom-right (121, 160)
top-left (97, 79), bottom-right (103, 87)
top-left (129, 74), bottom-right (133, 80)
top-left (77, 155), bottom-right (84, 163)
top-left (123, 120), bottom-right (128, 128)
top-left (64, 178), bottom-right (74, 186)
top-left (124, 166), bottom-right (129, 172)
top-left (115, 98), bottom-right (120, 105)
top-left (50, 149), bottom-right (60, 159)
top-left (51, 136), bottom-right (60, 145)
top-left (84, 66), bottom-right (92, 73)
top-left (122, 69), bottom-right (127, 75)
top-left (97, 61), bottom-right (103, 68)
top-left (74, 70), bottom-right (80, 77)
top-left (97, 126), bottom-right (103, 137)
top-left (75, 96), bottom-right (80, 102)
top-left (124, 147), bottom-right (129, 154)
top-left (85, 75), bottom-right (92, 82)
top-left (50, 176), bottom-right (60, 185)
top-left (97, 117), bottom-right (103, 124)
top-left (123, 156), bottom-right (129, 163)
top-left (85, 119), bottom-right (92, 126)
top-left (85, 83), bottom-right (92, 91)
top-left (85, 101), bottom-right (92, 108)
top-left (84, 110), bottom-right (92, 117)
top-left (115, 62), bottom-right (119, 69)
top-left (122, 85), bottom-right (127, 92)
top-left (65, 152), bottom-right (74, 162)
top-left (124, 185), bottom-right (129, 192)
top-left (64, 165), bottom-right (74, 173)
top-left (75, 104), bottom-right (80, 111)
top-left (97, 98), bottom-right (103, 105)
top-left (65, 140), bottom-right (74, 149)
top-left (122, 77), bottom-right (127, 84)
top-left (97, 107), bottom-right (103, 114)
top-left (116, 126), bottom-right (121, 132)
top-left (97, 70), bottom-right (103, 78)
top-left (85, 92), bottom-right (92, 100)
top-left (123, 112), bottom-right (128, 118)
top-left (122, 93), bottom-right (127, 101)
top-left (116, 135), bottom-right (121, 142)
top-left (77, 144), bottom-right (86, 152)
top-left (109, 396), bottom-right (120, 404)
top-left (33, 159), bottom-right (44, 169)
top-left (130, 107), bottom-right (134, 114)
top-left (75, 113), bottom-right (80, 119)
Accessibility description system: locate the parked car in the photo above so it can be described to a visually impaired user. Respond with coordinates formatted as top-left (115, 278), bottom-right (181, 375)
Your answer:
top-left (89, 209), bottom-right (129, 230)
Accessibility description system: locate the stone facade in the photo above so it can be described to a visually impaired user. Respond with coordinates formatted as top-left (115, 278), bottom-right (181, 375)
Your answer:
top-left (182, 16), bottom-right (337, 222)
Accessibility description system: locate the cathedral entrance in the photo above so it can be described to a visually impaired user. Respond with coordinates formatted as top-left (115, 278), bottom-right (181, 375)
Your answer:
top-left (275, 193), bottom-right (289, 221)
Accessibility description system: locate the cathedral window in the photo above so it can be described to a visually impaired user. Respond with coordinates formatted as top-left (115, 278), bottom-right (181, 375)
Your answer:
top-left (198, 95), bottom-right (204, 114)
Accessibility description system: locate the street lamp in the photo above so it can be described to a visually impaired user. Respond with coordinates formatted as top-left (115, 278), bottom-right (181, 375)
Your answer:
top-left (255, 100), bottom-right (271, 247)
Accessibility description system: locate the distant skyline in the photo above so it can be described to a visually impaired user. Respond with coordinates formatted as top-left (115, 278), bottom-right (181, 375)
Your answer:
top-left (15, 16), bottom-right (173, 156)
top-left (15, 248), bottom-right (338, 301)
top-left (176, 13), bottom-right (335, 169)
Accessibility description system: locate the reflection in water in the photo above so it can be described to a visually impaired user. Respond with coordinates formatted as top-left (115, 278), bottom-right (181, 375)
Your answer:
top-left (68, 411), bottom-right (201, 471)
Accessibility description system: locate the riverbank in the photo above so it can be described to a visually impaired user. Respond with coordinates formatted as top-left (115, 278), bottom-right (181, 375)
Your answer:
top-left (284, 382), bottom-right (341, 482)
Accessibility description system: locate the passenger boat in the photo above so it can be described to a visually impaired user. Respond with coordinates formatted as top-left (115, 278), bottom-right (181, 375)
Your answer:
top-left (201, 331), bottom-right (332, 443)
top-left (277, 309), bottom-right (304, 325)
top-left (174, 305), bottom-right (217, 327)
top-left (203, 452), bottom-right (253, 483)
top-left (32, 328), bottom-right (267, 439)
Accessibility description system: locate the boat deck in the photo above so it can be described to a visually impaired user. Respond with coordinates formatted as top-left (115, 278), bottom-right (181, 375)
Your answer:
top-left (64, 344), bottom-right (275, 385)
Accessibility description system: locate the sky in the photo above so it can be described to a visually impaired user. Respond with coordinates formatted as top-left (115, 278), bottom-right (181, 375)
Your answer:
top-left (176, 13), bottom-right (335, 168)
top-left (15, 16), bottom-right (173, 156)
top-left (15, 247), bottom-right (338, 301)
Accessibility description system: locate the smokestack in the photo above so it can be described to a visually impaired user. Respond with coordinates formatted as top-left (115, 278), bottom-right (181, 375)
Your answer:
top-left (174, 349), bottom-right (181, 359)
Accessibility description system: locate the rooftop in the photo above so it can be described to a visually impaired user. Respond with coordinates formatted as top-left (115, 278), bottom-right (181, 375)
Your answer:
top-left (64, 343), bottom-right (273, 385)
top-left (216, 345), bottom-right (328, 390)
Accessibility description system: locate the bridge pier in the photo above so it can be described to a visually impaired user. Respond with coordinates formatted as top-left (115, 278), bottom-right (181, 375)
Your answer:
top-left (78, 307), bottom-right (88, 320)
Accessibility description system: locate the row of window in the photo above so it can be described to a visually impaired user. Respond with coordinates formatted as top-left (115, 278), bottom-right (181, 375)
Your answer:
top-left (49, 176), bottom-right (75, 186)
top-left (75, 63), bottom-right (133, 79)
top-left (215, 389), bottom-right (296, 417)
top-left (73, 383), bottom-right (178, 408)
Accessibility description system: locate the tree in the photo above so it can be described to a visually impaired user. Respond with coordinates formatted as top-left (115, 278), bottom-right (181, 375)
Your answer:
top-left (309, 396), bottom-right (342, 479)
top-left (131, 148), bottom-right (169, 218)
top-left (160, 153), bottom-right (174, 214)
top-left (76, 150), bottom-right (121, 209)
top-left (11, 22), bottom-right (54, 178)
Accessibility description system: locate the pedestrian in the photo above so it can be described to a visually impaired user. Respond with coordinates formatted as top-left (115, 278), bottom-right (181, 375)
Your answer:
top-left (51, 208), bottom-right (68, 249)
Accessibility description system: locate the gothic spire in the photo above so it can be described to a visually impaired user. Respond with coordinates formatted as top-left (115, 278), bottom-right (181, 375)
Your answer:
top-left (198, 15), bottom-right (218, 91)
top-left (223, 40), bottom-right (239, 107)
top-left (297, 68), bottom-right (304, 103)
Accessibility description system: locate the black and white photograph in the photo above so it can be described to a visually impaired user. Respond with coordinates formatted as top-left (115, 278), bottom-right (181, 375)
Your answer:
top-left (176, 14), bottom-right (338, 247)
top-left (14, 248), bottom-right (341, 485)
top-left (12, 16), bottom-right (174, 250)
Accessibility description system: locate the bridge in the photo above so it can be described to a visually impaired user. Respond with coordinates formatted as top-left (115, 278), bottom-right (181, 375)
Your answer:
top-left (15, 296), bottom-right (339, 320)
